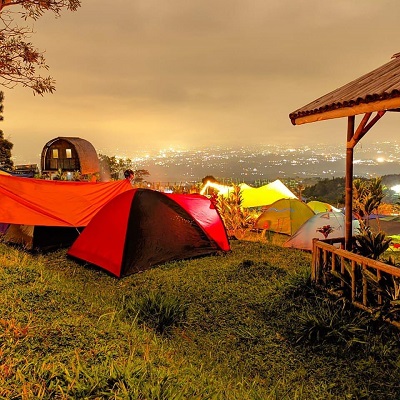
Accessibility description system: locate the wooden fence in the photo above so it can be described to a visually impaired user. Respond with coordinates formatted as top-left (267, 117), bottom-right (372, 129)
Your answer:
top-left (311, 238), bottom-right (400, 328)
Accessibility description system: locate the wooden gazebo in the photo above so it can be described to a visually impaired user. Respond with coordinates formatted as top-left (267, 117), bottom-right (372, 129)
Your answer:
top-left (41, 137), bottom-right (100, 177)
top-left (290, 52), bottom-right (400, 250)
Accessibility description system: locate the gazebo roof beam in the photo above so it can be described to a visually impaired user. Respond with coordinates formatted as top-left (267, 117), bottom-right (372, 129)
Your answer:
top-left (348, 110), bottom-right (386, 149)
top-left (292, 97), bottom-right (400, 125)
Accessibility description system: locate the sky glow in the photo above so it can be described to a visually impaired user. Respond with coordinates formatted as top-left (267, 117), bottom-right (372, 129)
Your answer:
top-left (2, 1), bottom-right (400, 165)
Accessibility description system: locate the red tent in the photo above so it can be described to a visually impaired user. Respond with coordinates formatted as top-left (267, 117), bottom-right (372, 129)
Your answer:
top-left (68, 189), bottom-right (230, 277)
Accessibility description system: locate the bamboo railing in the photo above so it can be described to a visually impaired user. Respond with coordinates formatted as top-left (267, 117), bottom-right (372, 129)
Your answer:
top-left (311, 238), bottom-right (400, 328)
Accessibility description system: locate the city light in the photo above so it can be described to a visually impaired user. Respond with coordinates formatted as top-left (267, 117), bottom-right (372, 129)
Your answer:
top-left (200, 181), bottom-right (233, 196)
top-left (97, 142), bottom-right (400, 182)
top-left (391, 185), bottom-right (400, 194)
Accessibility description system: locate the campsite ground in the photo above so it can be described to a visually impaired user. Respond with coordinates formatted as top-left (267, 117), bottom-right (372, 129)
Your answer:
top-left (1, 240), bottom-right (400, 399)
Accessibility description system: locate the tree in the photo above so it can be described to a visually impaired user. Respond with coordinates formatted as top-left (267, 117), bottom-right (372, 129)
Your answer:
top-left (133, 169), bottom-right (150, 183)
top-left (0, 129), bottom-right (13, 170)
top-left (302, 177), bottom-right (345, 206)
top-left (0, 0), bottom-right (81, 95)
top-left (98, 154), bottom-right (150, 182)
top-left (0, 91), bottom-right (13, 169)
top-left (99, 154), bottom-right (130, 180)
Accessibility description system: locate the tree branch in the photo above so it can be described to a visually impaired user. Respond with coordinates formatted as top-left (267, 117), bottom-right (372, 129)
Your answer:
top-left (0, 0), bottom-right (80, 94)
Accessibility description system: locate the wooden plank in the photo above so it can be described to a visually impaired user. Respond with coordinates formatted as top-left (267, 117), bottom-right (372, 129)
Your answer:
top-left (293, 97), bottom-right (400, 125)
top-left (311, 238), bottom-right (317, 281)
top-left (377, 269), bottom-right (382, 305)
top-left (362, 263), bottom-right (368, 306)
top-left (311, 239), bottom-right (400, 328)
top-left (341, 255), bottom-right (345, 288)
top-left (313, 240), bottom-right (400, 277)
top-left (348, 111), bottom-right (385, 148)
top-left (351, 260), bottom-right (356, 302)
top-left (350, 112), bottom-right (372, 147)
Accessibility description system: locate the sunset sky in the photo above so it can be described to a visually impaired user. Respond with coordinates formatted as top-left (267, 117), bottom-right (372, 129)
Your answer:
top-left (2, 0), bottom-right (400, 164)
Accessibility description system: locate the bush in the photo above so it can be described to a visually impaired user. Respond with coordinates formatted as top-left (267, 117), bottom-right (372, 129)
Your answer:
top-left (123, 291), bottom-right (188, 335)
top-left (294, 298), bottom-right (369, 347)
top-left (353, 224), bottom-right (392, 260)
top-left (214, 184), bottom-right (257, 239)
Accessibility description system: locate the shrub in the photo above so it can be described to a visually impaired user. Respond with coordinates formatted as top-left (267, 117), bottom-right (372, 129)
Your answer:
top-left (123, 291), bottom-right (188, 335)
top-left (294, 298), bottom-right (369, 347)
top-left (214, 184), bottom-right (256, 239)
top-left (353, 224), bottom-right (392, 260)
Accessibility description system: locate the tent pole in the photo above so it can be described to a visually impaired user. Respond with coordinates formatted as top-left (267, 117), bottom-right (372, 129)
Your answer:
top-left (345, 116), bottom-right (355, 250)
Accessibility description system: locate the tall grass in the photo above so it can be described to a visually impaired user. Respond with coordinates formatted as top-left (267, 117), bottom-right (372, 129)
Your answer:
top-left (0, 240), bottom-right (399, 399)
top-left (122, 291), bottom-right (188, 335)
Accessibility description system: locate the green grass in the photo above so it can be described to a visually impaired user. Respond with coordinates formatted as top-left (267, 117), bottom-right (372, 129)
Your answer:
top-left (0, 241), bottom-right (400, 399)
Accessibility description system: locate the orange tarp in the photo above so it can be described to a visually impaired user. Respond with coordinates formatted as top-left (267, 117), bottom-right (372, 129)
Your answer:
top-left (0, 175), bottom-right (133, 227)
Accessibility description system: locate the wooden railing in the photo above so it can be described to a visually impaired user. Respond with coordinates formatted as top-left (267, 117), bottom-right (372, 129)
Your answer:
top-left (311, 238), bottom-right (400, 328)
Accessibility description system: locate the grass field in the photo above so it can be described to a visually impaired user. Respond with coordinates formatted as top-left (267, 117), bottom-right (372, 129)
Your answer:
top-left (1, 240), bottom-right (400, 399)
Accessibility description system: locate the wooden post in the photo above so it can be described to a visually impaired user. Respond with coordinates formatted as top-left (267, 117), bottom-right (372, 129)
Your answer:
top-left (351, 259), bottom-right (356, 302)
top-left (362, 263), bottom-right (368, 306)
top-left (340, 255), bottom-right (345, 288)
top-left (345, 116), bottom-right (355, 250)
top-left (331, 252), bottom-right (336, 273)
top-left (323, 249), bottom-right (328, 284)
top-left (311, 238), bottom-right (318, 282)
top-left (377, 269), bottom-right (382, 305)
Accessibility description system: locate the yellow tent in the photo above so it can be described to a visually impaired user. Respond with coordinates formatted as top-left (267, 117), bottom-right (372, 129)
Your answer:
top-left (307, 200), bottom-right (341, 213)
top-left (200, 179), bottom-right (297, 208)
top-left (239, 180), bottom-right (297, 208)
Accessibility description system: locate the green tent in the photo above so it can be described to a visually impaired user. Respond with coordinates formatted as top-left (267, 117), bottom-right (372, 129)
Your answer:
top-left (255, 198), bottom-right (315, 235)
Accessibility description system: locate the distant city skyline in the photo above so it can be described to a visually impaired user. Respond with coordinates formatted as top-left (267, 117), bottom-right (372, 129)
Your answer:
top-left (19, 141), bottom-right (395, 183)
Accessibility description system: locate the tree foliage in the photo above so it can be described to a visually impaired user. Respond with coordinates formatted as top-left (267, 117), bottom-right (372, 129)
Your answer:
top-left (133, 169), bottom-right (150, 183)
top-left (353, 225), bottom-right (392, 260)
top-left (0, 0), bottom-right (81, 95)
top-left (98, 154), bottom-right (150, 183)
top-left (352, 177), bottom-right (385, 222)
top-left (351, 177), bottom-right (390, 261)
top-left (0, 129), bottom-right (13, 169)
top-left (0, 91), bottom-right (13, 169)
top-left (302, 177), bottom-right (345, 206)
top-left (214, 184), bottom-right (256, 239)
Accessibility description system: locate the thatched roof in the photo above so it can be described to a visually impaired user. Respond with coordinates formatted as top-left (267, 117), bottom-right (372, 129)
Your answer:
top-left (43, 137), bottom-right (100, 175)
top-left (290, 53), bottom-right (400, 125)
